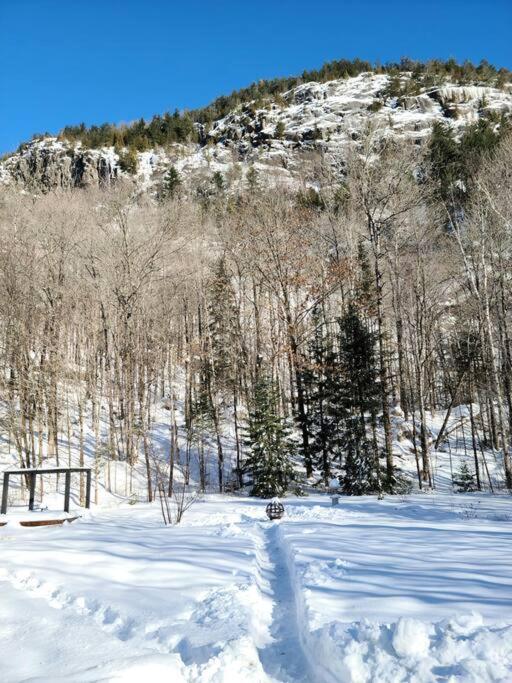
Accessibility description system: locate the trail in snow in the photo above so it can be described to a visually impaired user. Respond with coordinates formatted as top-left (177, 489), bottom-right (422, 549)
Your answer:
top-left (0, 576), bottom-right (178, 683)
top-left (254, 521), bottom-right (312, 683)
top-left (0, 568), bottom-right (174, 652)
top-left (3, 495), bottom-right (512, 682)
top-left (2, 518), bottom-right (314, 682)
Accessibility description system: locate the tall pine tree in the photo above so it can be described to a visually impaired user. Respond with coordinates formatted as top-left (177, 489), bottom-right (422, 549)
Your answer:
top-left (207, 256), bottom-right (239, 397)
top-left (303, 310), bottom-right (342, 484)
top-left (244, 375), bottom-right (294, 497)
top-left (337, 305), bottom-right (382, 494)
top-left (159, 165), bottom-right (181, 201)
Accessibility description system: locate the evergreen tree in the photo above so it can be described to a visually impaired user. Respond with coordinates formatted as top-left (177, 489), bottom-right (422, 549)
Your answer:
top-left (246, 165), bottom-right (259, 192)
top-left (159, 165), bottom-right (181, 201)
top-left (453, 461), bottom-right (478, 492)
top-left (342, 418), bottom-right (380, 495)
top-left (244, 376), bottom-right (294, 497)
top-left (212, 171), bottom-right (225, 192)
top-left (459, 118), bottom-right (503, 175)
top-left (191, 370), bottom-right (216, 492)
top-left (428, 122), bottom-right (462, 203)
top-left (337, 305), bottom-right (382, 494)
top-left (274, 121), bottom-right (286, 139)
top-left (117, 148), bottom-right (138, 174)
top-left (428, 119), bottom-right (504, 212)
top-left (207, 257), bottom-right (239, 396)
top-left (297, 188), bottom-right (326, 211)
top-left (303, 311), bottom-right (341, 483)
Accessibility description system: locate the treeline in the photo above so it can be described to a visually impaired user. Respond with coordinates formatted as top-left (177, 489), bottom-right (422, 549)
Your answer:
top-left (1, 124), bottom-right (511, 500)
top-left (51, 57), bottom-right (512, 155)
top-left (59, 111), bottom-right (197, 154)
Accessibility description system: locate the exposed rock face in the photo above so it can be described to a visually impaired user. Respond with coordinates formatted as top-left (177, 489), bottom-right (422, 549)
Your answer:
top-left (2, 73), bottom-right (512, 194)
top-left (2, 140), bottom-right (118, 191)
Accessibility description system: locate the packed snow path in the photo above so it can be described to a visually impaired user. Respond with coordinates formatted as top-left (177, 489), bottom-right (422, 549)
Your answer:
top-left (1, 493), bottom-right (512, 682)
top-left (255, 521), bottom-right (312, 682)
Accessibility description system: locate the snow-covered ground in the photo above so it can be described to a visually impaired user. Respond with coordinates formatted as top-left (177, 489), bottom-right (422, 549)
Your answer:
top-left (1, 491), bottom-right (511, 682)
top-left (1, 393), bottom-right (512, 681)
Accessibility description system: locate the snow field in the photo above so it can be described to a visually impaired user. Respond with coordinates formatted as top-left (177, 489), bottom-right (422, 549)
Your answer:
top-left (0, 499), bottom-right (271, 682)
top-left (278, 495), bottom-right (512, 682)
top-left (2, 492), bottom-right (512, 682)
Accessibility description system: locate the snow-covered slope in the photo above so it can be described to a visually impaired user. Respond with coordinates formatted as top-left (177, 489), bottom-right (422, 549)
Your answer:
top-left (3, 73), bottom-right (512, 193)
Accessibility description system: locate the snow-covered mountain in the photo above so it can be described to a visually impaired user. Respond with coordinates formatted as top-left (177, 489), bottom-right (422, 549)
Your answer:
top-left (2, 72), bottom-right (512, 193)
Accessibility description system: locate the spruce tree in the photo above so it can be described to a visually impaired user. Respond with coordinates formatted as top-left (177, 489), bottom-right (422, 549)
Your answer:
top-left (342, 418), bottom-right (380, 495)
top-left (207, 257), bottom-right (239, 396)
top-left (453, 461), bottom-right (478, 492)
top-left (274, 121), bottom-right (286, 139)
top-left (337, 304), bottom-right (382, 494)
top-left (159, 165), bottom-right (181, 201)
top-left (212, 171), bottom-right (225, 192)
top-left (244, 376), bottom-right (294, 497)
top-left (246, 166), bottom-right (259, 192)
top-left (191, 371), bottom-right (215, 492)
top-left (428, 121), bottom-right (462, 203)
top-left (117, 148), bottom-right (138, 174)
top-left (304, 311), bottom-right (341, 484)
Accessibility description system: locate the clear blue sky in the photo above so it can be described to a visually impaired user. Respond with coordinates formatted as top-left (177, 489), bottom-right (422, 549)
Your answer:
top-left (1, 0), bottom-right (511, 154)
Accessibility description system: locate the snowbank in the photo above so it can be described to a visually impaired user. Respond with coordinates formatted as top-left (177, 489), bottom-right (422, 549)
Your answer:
top-left (278, 495), bottom-right (512, 682)
top-left (304, 615), bottom-right (512, 683)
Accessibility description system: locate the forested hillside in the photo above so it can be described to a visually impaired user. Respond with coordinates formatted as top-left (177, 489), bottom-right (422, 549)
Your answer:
top-left (1, 114), bottom-right (511, 499)
top-left (3, 50), bottom-right (512, 683)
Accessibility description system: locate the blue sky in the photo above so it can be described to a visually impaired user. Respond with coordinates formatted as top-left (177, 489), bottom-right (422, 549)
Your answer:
top-left (1, 0), bottom-right (511, 154)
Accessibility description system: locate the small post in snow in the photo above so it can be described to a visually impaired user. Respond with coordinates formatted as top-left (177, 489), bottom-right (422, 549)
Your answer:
top-left (329, 477), bottom-right (340, 506)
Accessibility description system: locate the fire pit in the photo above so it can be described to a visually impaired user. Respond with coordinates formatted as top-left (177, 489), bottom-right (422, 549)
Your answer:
top-left (265, 499), bottom-right (285, 520)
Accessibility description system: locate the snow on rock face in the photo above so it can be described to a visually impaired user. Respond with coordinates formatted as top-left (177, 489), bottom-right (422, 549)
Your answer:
top-left (438, 85), bottom-right (500, 105)
top-left (0, 137), bottom-right (120, 191)
top-left (2, 72), bottom-right (512, 195)
top-left (136, 150), bottom-right (159, 190)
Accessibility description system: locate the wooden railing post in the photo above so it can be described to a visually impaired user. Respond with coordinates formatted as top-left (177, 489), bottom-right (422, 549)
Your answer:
top-left (85, 470), bottom-right (91, 509)
top-left (1, 474), bottom-right (9, 515)
top-left (64, 471), bottom-right (71, 513)
top-left (29, 473), bottom-right (36, 511)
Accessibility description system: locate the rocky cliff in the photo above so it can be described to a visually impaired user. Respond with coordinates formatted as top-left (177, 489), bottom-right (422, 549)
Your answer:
top-left (2, 72), bottom-right (512, 194)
